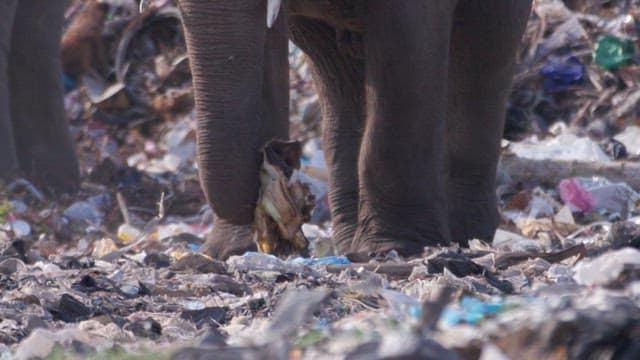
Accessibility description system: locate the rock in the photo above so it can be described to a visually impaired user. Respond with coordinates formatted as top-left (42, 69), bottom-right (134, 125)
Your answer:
top-left (427, 251), bottom-right (485, 277)
top-left (46, 294), bottom-right (93, 323)
top-left (125, 318), bottom-right (162, 339)
top-left (144, 252), bottom-right (172, 268)
top-left (14, 329), bottom-right (58, 360)
top-left (14, 328), bottom-right (100, 360)
top-left (0, 258), bottom-right (25, 275)
top-left (171, 252), bottom-right (227, 274)
top-left (197, 328), bottom-right (227, 347)
top-left (209, 275), bottom-right (252, 297)
top-left (181, 307), bottom-right (227, 328)
top-left (607, 221), bottom-right (640, 250)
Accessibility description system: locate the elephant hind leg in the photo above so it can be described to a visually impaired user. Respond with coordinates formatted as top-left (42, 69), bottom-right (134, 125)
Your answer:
top-left (352, 1), bottom-right (457, 257)
top-left (9, 0), bottom-right (79, 194)
top-left (289, 17), bottom-right (365, 254)
top-left (0, 0), bottom-right (19, 179)
top-left (446, 0), bottom-right (532, 246)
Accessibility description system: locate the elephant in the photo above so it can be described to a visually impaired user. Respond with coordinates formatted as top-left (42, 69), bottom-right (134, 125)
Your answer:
top-left (0, 0), bottom-right (79, 194)
top-left (1, 0), bottom-right (532, 260)
top-left (179, 0), bottom-right (533, 259)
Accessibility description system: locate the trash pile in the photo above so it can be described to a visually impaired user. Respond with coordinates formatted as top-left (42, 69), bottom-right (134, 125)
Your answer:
top-left (506, 0), bottom-right (640, 142)
top-left (1, 0), bottom-right (640, 359)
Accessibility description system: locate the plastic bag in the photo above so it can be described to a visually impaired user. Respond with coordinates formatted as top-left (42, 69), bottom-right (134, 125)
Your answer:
top-left (594, 35), bottom-right (635, 70)
top-left (540, 56), bottom-right (584, 91)
top-left (558, 177), bottom-right (639, 214)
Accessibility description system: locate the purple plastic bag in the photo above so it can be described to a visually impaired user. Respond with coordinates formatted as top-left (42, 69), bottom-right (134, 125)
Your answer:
top-left (540, 56), bottom-right (584, 91)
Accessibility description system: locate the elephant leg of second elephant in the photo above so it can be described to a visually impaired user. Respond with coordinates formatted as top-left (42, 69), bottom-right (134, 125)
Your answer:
top-left (9, 0), bottom-right (79, 194)
top-left (446, 1), bottom-right (532, 246)
top-left (352, 1), bottom-right (458, 256)
top-left (0, 0), bottom-right (19, 179)
top-left (179, 0), bottom-right (289, 259)
top-left (289, 17), bottom-right (365, 254)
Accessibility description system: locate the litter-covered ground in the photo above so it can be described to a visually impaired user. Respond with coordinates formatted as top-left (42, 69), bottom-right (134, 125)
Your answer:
top-left (2, 0), bottom-right (640, 358)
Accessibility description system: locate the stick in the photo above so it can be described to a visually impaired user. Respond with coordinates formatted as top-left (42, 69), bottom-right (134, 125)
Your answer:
top-left (494, 243), bottom-right (586, 270)
top-left (100, 192), bottom-right (166, 262)
top-left (116, 192), bottom-right (130, 225)
top-left (327, 244), bottom-right (586, 277)
top-left (499, 154), bottom-right (640, 189)
top-left (326, 263), bottom-right (415, 277)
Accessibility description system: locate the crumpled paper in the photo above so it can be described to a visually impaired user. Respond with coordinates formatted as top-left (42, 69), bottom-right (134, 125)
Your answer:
top-left (254, 140), bottom-right (315, 256)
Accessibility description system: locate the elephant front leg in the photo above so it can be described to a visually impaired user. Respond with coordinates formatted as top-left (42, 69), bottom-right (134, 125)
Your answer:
top-left (8, 0), bottom-right (79, 194)
top-left (446, 1), bottom-right (532, 246)
top-left (179, 0), bottom-right (289, 259)
top-left (352, 1), bottom-right (457, 256)
top-left (289, 18), bottom-right (365, 255)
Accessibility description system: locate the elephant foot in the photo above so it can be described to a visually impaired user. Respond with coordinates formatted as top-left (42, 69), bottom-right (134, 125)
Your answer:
top-left (332, 222), bottom-right (357, 255)
top-left (19, 145), bottom-right (80, 195)
top-left (350, 237), bottom-right (426, 259)
top-left (448, 194), bottom-right (499, 247)
top-left (0, 162), bottom-right (20, 183)
top-left (350, 216), bottom-right (450, 258)
top-left (200, 219), bottom-right (256, 260)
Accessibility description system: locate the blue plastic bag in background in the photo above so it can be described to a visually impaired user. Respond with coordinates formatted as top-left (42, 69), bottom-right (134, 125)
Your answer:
top-left (540, 56), bottom-right (584, 91)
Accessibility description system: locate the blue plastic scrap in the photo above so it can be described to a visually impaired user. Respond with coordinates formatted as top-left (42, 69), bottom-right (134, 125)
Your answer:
top-left (539, 56), bottom-right (584, 91)
top-left (291, 256), bottom-right (350, 265)
top-left (63, 73), bottom-right (77, 91)
top-left (441, 296), bottom-right (504, 325)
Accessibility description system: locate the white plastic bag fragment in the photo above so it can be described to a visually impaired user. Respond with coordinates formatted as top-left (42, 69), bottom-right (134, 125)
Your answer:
top-left (510, 133), bottom-right (610, 162)
top-left (574, 247), bottom-right (640, 286)
top-left (614, 126), bottom-right (640, 156)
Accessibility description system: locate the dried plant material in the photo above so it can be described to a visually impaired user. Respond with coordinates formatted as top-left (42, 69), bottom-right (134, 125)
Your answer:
top-left (553, 205), bottom-right (579, 236)
top-left (91, 237), bottom-right (118, 258)
top-left (84, 74), bottom-right (129, 108)
top-left (514, 211), bottom-right (578, 249)
top-left (61, 0), bottom-right (108, 80)
top-left (516, 218), bottom-right (555, 239)
top-left (150, 88), bottom-right (194, 117)
top-left (114, 7), bottom-right (183, 83)
top-left (514, 217), bottom-right (555, 249)
top-left (504, 190), bottom-right (533, 211)
top-left (255, 141), bottom-right (315, 256)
